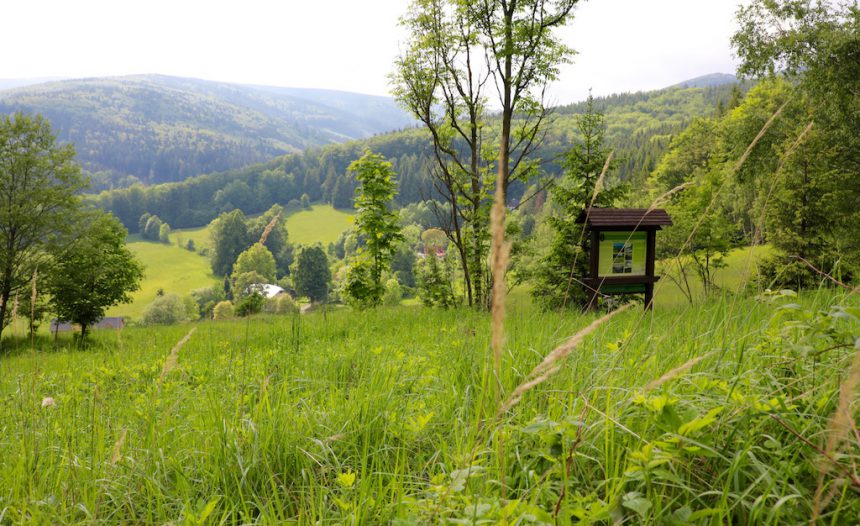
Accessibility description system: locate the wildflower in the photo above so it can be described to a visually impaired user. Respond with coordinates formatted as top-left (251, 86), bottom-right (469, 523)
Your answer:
top-left (41, 397), bottom-right (55, 408)
top-left (336, 471), bottom-right (356, 488)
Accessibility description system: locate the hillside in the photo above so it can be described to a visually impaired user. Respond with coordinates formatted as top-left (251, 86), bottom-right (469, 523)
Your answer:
top-left (94, 81), bottom-right (741, 233)
top-left (106, 235), bottom-right (220, 320)
top-left (0, 75), bottom-right (415, 186)
top-left (111, 205), bottom-right (354, 320)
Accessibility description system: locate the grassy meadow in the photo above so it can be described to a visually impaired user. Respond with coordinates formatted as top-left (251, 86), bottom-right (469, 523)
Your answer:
top-left (106, 235), bottom-right (220, 320)
top-left (1, 287), bottom-right (858, 523)
top-left (284, 205), bottom-right (354, 246)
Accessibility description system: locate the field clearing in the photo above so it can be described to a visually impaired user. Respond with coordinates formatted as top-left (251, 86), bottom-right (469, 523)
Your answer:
top-left (106, 236), bottom-right (220, 320)
top-left (170, 204), bottom-right (354, 254)
top-left (285, 204), bottom-right (353, 246)
top-left (1, 289), bottom-right (858, 523)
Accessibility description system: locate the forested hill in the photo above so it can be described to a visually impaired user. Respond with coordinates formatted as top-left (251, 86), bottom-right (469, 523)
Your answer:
top-left (0, 75), bottom-right (415, 187)
top-left (94, 81), bottom-right (741, 233)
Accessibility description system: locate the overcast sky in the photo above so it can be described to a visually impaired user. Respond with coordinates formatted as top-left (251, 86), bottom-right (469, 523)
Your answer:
top-left (1, 0), bottom-right (743, 104)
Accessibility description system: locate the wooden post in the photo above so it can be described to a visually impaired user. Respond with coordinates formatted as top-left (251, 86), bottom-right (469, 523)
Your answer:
top-left (587, 229), bottom-right (600, 310)
top-left (644, 229), bottom-right (656, 310)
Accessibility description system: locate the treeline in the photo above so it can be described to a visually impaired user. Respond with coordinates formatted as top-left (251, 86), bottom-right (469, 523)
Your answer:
top-left (94, 84), bottom-right (741, 233)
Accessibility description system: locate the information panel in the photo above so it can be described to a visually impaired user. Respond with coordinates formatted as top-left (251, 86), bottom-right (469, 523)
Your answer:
top-left (597, 231), bottom-right (647, 277)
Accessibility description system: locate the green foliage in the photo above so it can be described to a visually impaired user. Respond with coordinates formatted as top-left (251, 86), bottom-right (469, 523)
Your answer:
top-left (212, 300), bottom-right (234, 320)
top-left (231, 271), bottom-right (267, 301)
top-left (531, 96), bottom-right (626, 309)
top-left (292, 245), bottom-right (331, 303)
top-left (0, 112), bottom-right (88, 337)
top-left (158, 222), bottom-right (171, 244)
top-left (46, 213), bottom-right (144, 337)
top-left (732, 0), bottom-right (860, 282)
top-left (140, 293), bottom-right (189, 326)
top-left (0, 75), bottom-right (415, 186)
top-left (347, 151), bottom-right (403, 306)
top-left (342, 259), bottom-right (381, 308)
top-left (235, 292), bottom-right (265, 317)
top-left (209, 210), bottom-right (251, 277)
top-left (382, 278), bottom-right (403, 306)
top-left (143, 215), bottom-right (164, 241)
top-left (416, 254), bottom-right (457, 308)
top-left (189, 285), bottom-right (226, 320)
top-left (264, 294), bottom-right (298, 315)
top-left (233, 244), bottom-right (277, 283)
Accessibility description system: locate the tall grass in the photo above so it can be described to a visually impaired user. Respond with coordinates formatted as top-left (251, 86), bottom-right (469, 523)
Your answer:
top-left (0, 288), bottom-right (857, 523)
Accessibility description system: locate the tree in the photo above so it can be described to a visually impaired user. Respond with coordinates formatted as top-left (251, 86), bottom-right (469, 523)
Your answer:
top-left (394, 0), bottom-right (579, 309)
top-left (46, 212), bottom-right (143, 339)
top-left (292, 245), bottom-right (331, 303)
top-left (344, 152), bottom-right (403, 306)
top-left (233, 244), bottom-right (277, 283)
top-left (209, 209), bottom-right (251, 276)
top-left (247, 205), bottom-right (293, 277)
top-left (733, 0), bottom-right (860, 279)
top-left (158, 222), bottom-right (171, 243)
top-left (0, 113), bottom-right (89, 338)
top-left (531, 95), bottom-right (625, 309)
top-left (143, 215), bottom-right (163, 240)
top-left (393, 0), bottom-right (492, 308)
top-left (416, 252), bottom-right (457, 308)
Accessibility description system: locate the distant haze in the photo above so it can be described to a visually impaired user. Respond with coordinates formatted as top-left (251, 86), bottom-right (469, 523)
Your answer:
top-left (1, 0), bottom-right (742, 104)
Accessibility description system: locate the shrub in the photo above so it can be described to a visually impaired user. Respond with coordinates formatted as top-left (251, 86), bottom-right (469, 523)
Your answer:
top-left (416, 255), bottom-right (457, 308)
top-left (212, 300), bottom-right (234, 320)
top-left (383, 278), bottom-right (402, 306)
top-left (264, 294), bottom-right (299, 315)
top-left (141, 293), bottom-right (188, 325)
top-left (190, 285), bottom-right (226, 320)
top-left (235, 292), bottom-right (265, 317)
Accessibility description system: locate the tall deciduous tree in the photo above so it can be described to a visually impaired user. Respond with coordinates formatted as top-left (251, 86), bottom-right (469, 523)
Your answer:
top-left (292, 245), bottom-right (331, 303)
top-left (0, 113), bottom-right (88, 338)
top-left (46, 212), bottom-right (143, 339)
top-left (233, 243), bottom-right (277, 283)
top-left (344, 152), bottom-right (403, 306)
top-left (393, 0), bottom-right (492, 308)
top-left (394, 0), bottom-right (579, 309)
top-left (209, 209), bottom-right (251, 276)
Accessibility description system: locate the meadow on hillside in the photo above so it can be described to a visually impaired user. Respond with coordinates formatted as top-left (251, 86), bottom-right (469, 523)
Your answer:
top-left (111, 205), bottom-right (354, 321)
top-left (1, 289), bottom-right (858, 523)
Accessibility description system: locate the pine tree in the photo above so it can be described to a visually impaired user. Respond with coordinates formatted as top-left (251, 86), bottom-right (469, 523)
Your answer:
top-left (532, 95), bottom-right (626, 309)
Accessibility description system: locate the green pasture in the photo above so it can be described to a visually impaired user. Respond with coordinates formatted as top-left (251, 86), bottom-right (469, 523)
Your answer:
top-left (1, 287), bottom-right (857, 523)
top-left (106, 236), bottom-right (220, 320)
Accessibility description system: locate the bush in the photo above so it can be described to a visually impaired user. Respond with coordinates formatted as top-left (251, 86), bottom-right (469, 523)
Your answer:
top-left (264, 294), bottom-right (299, 315)
top-left (141, 293), bottom-right (188, 325)
top-left (383, 278), bottom-right (402, 306)
top-left (235, 292), bottom-right (265, 317)
top-left (212, 300), bottom-right (234, 320)
top-left (416, 255), bottom-right (457, 308)
top-left (190, 285), bottom-right (225, 320)
top-left (342, 259), bottom-right (382, 307)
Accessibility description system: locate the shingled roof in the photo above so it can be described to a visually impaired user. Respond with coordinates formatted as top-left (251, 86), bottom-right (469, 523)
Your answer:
top-left (576, 208), bottom-right (672, 228)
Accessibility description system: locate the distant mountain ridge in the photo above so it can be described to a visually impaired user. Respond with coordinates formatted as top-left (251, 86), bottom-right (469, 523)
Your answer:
top-left (0, 74), bottom-right (415, 186)
top-left (670, 73), bottom-right (738, 89)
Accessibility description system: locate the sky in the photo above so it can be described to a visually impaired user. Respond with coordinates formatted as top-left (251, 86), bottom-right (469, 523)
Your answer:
top-left (1, 0), bottom-right (743, 105)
